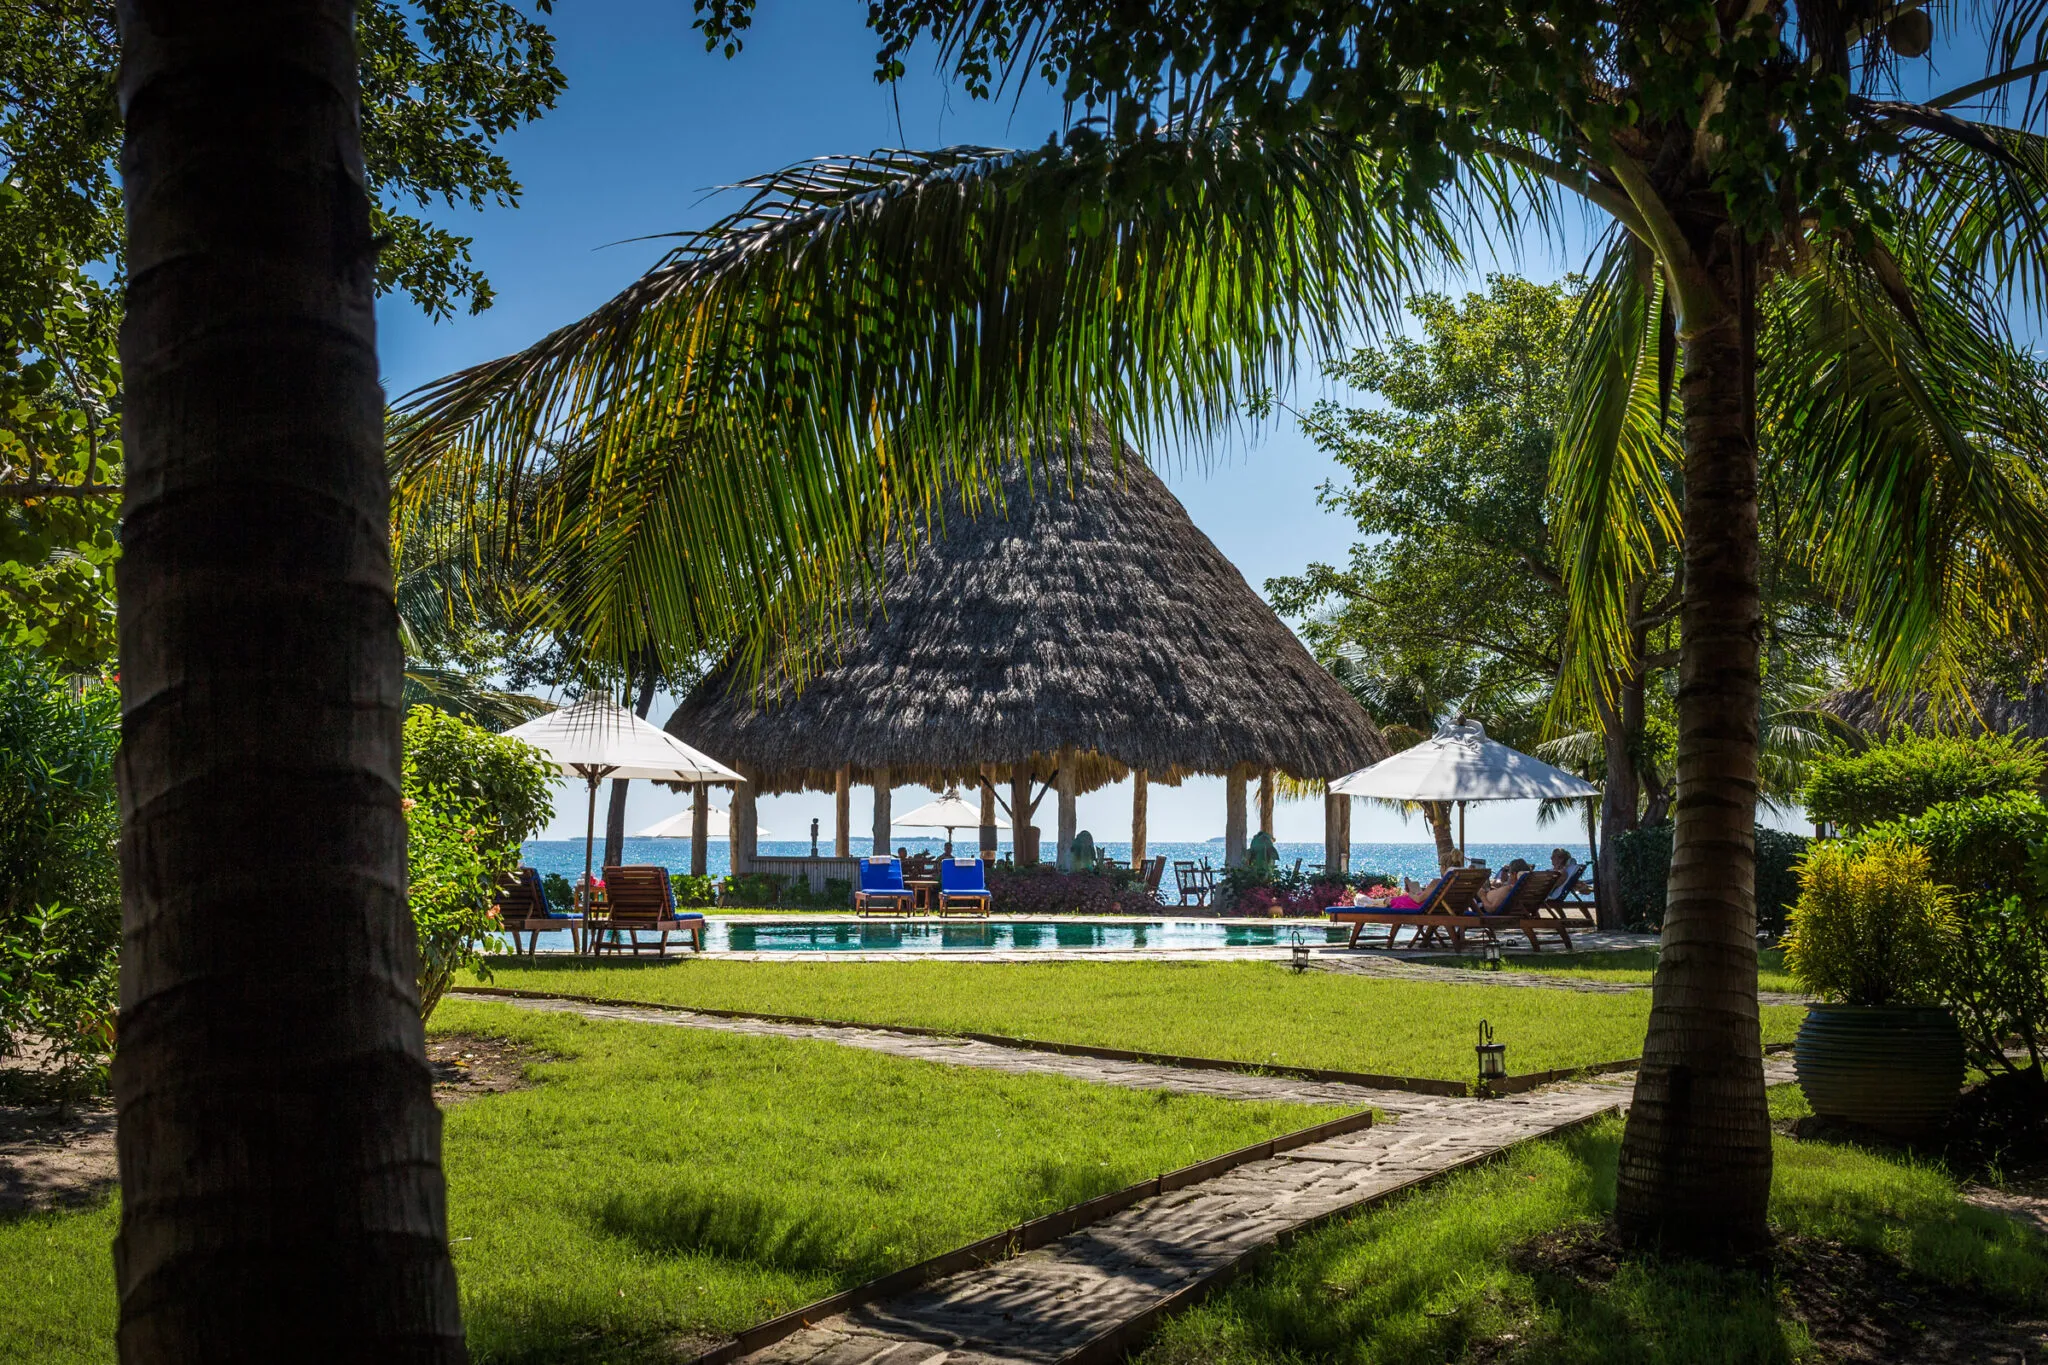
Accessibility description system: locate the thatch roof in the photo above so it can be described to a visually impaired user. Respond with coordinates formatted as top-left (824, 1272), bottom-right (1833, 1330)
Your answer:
top-left (667, 428), bottom-right (1387, 795)
top-left (1822, 683), bottom-right (2048, 742)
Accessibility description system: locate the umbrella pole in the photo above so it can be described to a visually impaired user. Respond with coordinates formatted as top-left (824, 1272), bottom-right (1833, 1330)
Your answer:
top-left (1458, 801), bottom-right (1466, 863)
top-left (583, 773), bottom-right (600, 916)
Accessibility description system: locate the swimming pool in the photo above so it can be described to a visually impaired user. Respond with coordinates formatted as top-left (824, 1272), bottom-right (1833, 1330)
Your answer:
top-left (523, 919), bottom-right (1354, 954)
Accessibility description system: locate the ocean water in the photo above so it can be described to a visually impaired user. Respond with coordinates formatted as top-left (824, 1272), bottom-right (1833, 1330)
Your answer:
top-left (519, 838), bottom-right (1591, 888)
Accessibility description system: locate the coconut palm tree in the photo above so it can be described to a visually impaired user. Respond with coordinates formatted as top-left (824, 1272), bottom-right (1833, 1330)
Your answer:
top-left (394, 13), bottom-right (2048, 1260)
top-left (113, 1), bottom-right (465, 1356)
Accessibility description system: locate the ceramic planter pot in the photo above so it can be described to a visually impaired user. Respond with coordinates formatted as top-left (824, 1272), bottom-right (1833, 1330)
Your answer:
top-left (1794, 1003), bottom-right (1965, 1136)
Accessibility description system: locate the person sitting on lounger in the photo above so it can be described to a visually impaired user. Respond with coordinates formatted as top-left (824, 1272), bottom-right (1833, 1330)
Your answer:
top-left (1478, 859), bottom-right (1534, 911)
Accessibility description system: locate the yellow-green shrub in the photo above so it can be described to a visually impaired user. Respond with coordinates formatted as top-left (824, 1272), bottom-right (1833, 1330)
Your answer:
top-left (1783, 839), bottom-right (1951, 1006)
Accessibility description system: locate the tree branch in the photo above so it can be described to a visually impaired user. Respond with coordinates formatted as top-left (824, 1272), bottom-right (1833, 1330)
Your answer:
top-left (0, 482), bottom-right (123, 498)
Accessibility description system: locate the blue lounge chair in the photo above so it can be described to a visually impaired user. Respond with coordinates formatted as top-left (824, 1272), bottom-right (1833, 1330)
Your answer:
top-left (855, 857), bottom-right (916, 917)
top-left (938, 858), bottom-right (993, 917)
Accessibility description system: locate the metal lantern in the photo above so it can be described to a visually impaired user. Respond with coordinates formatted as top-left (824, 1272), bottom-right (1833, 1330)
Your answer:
top-left (1476, 1019), bottom-right (1508, 1089)
top-left (1289, 927), bottom-right (1312, 975)
top-left (1482, 940), bottom-right (1502, 970)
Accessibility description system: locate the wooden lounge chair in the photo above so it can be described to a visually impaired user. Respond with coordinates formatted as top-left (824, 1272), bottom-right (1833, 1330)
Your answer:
top-left (1543, 863), bottom-right (1596, 920)
top-left (1425, 869), bottom-right (1578, 953)
top-left (594, 865), bottom-right (706, 955)
top-left (1328, 868), bottom-right (1489, 948)
top-left (937, 857), bottom-right (993, 917)
top-left (494, 866), bottom-right (584, 956)
top-left (855, 856), bottom-right (916, 917)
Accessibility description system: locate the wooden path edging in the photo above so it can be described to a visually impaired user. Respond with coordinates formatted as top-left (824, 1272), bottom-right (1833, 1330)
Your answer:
top-left (453, 986), bottom-right (1646, 1097)
top-left (684, 1107), bottom-right (1379, 1365)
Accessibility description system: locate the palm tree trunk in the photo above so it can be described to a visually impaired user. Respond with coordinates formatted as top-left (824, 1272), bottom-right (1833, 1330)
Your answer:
top-left (603, 661), bottom-right (659, 868)
top-left (1422, 800), bottom-right (1460, 870)
top-left (111, 1), bottom-right (463, 1357)
top-left (1614, 238), bottom-right (1771, 1260)
top-left (1595, 686), bottom-right (1639, 931)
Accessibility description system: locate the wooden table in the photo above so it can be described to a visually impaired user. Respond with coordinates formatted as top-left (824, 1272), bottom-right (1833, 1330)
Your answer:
top-left (907, 878), bottom-right (939, 912)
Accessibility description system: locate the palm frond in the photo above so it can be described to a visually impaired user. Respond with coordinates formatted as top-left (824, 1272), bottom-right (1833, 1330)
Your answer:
top-left (1548, 229), bottom-right (1683, 715)
top-left (1762, 234), bottom-right (2048, 715)
top-left (392, 124), bottom-right (1469, 678)
top-left (400, 665), bottom-right (554, 732)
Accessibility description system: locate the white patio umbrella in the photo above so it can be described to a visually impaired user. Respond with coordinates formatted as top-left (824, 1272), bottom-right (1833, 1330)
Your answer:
top-left (634, 806), bottom-right (767, 840)
top-left (505, 700), bottom-right (742, 895)
top-left (895, 788), bottom-right (1007, 854)
top-left (1330, 721), bottom-right (1599, 856)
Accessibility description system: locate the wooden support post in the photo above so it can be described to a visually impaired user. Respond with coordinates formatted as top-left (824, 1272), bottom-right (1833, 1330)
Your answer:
top-left (1131, 769), bottom-right (1148, 870)
top-left (1011, 769), bottom-right (1037, 866)
top-left (1054, 748), bottom-right (1079, 870)
top-left (1225, 769), bottom-right (1248, 868)
top-left (1258, 768), bottom-right (1276, 838)
top-left (979, 764), bottom-right (999, 860)
top-left (1323, 791), bottom-right (1350, 877)
top-left (833, 766), bottom-right (851, 857)
top-left (731, 773), bottom-right (757, 877)
top-left (690, 784), bottom-right (709, 877)
top-left (871, 768), bottom-right (892, 856)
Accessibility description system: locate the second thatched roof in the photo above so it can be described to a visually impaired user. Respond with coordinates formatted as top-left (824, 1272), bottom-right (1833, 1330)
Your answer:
top-left (668, 428), bottom-right (1387, 794)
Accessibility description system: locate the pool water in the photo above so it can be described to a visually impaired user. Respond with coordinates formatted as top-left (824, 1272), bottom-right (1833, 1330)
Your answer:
top-left (521, 919), bottom-right (1356, 954)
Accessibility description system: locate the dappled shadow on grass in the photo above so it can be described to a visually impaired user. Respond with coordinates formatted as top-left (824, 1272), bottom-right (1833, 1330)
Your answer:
top-left (594, 1185), bottom-right (868, 1278)
top-left (1138, 1116), bottom-right (2048, 1365)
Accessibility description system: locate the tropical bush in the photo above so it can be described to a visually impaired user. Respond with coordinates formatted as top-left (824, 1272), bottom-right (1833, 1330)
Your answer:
top-left (542, 871), bottom-right (575, 913)
top-left (0, 654), bottom-right (119, 1096)
top-left (1783, 839), bottom-right (1950, 1007)
top-left (721, 871), bottom-right (784, 905)
top-left (1861, 794), bottom-right (2048, 1085)
top-left (401, 704), bottom-right (555, 846)
top-left (1612, 823), bottom-right (1808, 933)
top-left (672, 873), bottom-right (718, 907)
top-left (401, 706), bottom-right (554, 1020)
top-left (1801, 731), bottom-right (2044, 833)
top-left (989, 866), bottom-right (1123, 915)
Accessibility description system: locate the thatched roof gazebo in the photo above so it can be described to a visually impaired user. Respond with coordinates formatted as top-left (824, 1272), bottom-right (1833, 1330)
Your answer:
top-left (668, 428), bottom-right (1387, 877)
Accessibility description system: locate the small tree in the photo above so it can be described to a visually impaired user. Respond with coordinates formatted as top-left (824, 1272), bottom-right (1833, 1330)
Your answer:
top-left (401, 707), bottom-right (553, 1019)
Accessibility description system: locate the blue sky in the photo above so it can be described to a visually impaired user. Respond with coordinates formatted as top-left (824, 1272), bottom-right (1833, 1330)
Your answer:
top-left (375, 0), bottom-right (1688, 846)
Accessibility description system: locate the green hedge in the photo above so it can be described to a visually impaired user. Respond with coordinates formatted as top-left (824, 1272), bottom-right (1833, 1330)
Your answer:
top-left (1613, 823), bottom-right (1809, 933)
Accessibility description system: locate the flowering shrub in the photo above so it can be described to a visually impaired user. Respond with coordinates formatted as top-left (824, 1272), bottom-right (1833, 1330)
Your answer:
top-left (990, 866), bottom-right (1125, 915)
top-left (406, 796), bottom-right (504, 1019)
top-left (401, 707), bottom-right (554, 1021)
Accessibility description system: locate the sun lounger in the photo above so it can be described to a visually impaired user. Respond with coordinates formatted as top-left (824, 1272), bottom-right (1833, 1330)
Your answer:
top-left (494, 866), bottom-right (584, 956)
top-left (855, 856), bottom-right (916, 917)
top-left (594, 865), bottom-right (706, 955)
top-left (1328, 868), bottom-right (1489, 948)
top-left (1543, 863), bottom-right (1596, 920)
top-left (937, 857), bottom-right (993, 917)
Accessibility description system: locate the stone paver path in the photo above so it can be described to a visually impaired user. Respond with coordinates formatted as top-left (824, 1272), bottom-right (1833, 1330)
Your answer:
top-left (457, 991), bottom-right (1706, 1364)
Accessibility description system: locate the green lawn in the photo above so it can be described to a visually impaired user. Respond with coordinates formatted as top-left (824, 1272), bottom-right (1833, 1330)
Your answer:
top-left (468, 957), bottom-right (1809, 1082)
top-left (1417, 946), bottom-right (1805, 995)
top-left (0, 1000), bottom-right (1343, 1365)
top-left (1136, 1099), bottom-right (2048, 1365)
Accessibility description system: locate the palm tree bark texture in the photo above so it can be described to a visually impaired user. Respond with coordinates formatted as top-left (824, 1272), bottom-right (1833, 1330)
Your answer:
top-left (1614, 226), bottom-right (1770, 1258)
top-left (113, 2), bottom-right (463, 1359)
